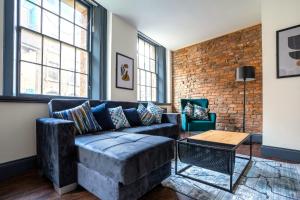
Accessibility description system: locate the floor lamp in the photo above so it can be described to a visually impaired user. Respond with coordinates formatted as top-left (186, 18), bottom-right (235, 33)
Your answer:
top-left (236, 66), bottom-right (255, 132)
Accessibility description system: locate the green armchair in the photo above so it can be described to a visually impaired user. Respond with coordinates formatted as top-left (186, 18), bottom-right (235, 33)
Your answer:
top-left (181, 98), bottom-right (216, 132)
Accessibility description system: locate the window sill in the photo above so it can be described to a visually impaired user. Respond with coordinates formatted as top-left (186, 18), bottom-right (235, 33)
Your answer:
top-left (0, 95), bottom-right (88, 103)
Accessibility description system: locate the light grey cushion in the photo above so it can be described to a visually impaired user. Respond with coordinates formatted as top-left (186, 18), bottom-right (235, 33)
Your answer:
top-left (75, 131), bottom-right (174, 185)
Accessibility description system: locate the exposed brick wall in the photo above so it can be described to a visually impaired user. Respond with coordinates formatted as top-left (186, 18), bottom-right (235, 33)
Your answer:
top-left (172, 24), bottom-right (262, 133)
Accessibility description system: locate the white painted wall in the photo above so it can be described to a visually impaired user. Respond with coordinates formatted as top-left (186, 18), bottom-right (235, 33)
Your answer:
top-left (166, 50), bottom-right (172, 103)
top-left (107, 13), bottom-right (138, 101)
top-left (0, 103), bottom-right (48, 163)
top-left (0, 0), bottom-right (4, 95)
top-left (262, 0), bottom-right (300, 150)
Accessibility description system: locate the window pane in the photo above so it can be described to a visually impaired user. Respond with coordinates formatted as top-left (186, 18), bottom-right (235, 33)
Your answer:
top-left (145, 58), bottom-right (150, 71)
top-left (60, 19), bottom-right (74, 44)
top-left (20, 0), bottom-right (41, 32)
top-left (61, 0), bottom-right (74, 20)
top-left (140, 86), bottom-right (145, 101)
top-left (76, 73), bottom-right (88, 97)
top-left (150, 45), bottom-right (155, 59)
top-left (75, 2), bottom-right (88, 28)
top-left (146, 86), bottom-right (151, 101)
top-left (150, 60), bottom-right (155, 72)
top-left (76, 49), bottom-right (88, 74)
top-left (21, 29), bottom-right (42, 64)
top-left (140, 70), bottom-right (145, 86)
top-left (28, 0), bottom-right (41, 5)
top-left (75, 26), bottom-right (87, 49)
top-left (137, 85), bottom-right (140, 101)
top-left (43, 37), bottom-right (60, 68)
top-left (146, 71), bottom-right (151, 86)
top-left (43, 0), bottom-right (59, 14)
top-left (43, 67), bottom-right (59, 95)
top-left (152, 88), bottom-right (156, 101)
top-left (152, 73), bottom-right (157, 87)
top-left (20, 62), bottom-right (41, 94)
top-left (138, 39), bottom-right (144, 55)
top-left (137, 69), bottom-right (140, 85)
top-left (42, 10), bottom-right (59, 39)
top-left (61, 70), bottom-right (75, 96)
top-left (138, 56), bottom-right (144, 69)
top-left (61, 44), bottom-right (75, 71)
top-left (144, 43), bottom-right (149, 58)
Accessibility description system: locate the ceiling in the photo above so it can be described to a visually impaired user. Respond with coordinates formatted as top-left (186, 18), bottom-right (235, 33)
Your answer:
top-left (96, 0), bottom-right (261, 50)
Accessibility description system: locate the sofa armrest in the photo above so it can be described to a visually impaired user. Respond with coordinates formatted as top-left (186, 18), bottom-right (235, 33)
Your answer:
top-left (209, 112), bottom-right (217, 123)
top-left (36, 118), bottom-right (77, 188)
top-left (161, 113), bottom-right (180, 125)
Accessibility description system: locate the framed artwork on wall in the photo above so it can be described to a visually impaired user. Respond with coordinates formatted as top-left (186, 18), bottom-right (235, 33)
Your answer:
top-left (276, 24), bottom-right (300, 78)
top-left (116, 53), bottom-right (134, 90)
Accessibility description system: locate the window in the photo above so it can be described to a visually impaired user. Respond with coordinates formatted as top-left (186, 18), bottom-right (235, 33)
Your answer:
top-left (18, 0), bottom-right (90, 97)
top-left (137, 38), bottom-right (157, 101)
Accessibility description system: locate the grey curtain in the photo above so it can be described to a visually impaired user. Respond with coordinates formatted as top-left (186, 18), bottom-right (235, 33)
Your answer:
top-left (156, 46), bottom-right (167, 103)
top-left (91, 4), bottom-right (107, 100)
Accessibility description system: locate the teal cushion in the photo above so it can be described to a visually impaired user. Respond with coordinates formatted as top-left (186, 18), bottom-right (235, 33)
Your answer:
top-left (193, 104), bottom-right (209, 120)
top-left (182, 102), bottom-right (194, 118)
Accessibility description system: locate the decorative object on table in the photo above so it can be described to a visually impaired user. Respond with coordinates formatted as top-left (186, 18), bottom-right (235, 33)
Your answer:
top-left (175, 130), bottom-right (252, 193)
top-left (147, 102), bottom-right (164, 123)
top-left (116, 52), bottom-right (134, 90)
top-left (276, 24), bottom-right (300, 78)
top-left (137, 104), bottom-right (156, 126)
top-left (53, 101), bottom-right (102, 134)
top-left (181, 99), bottom-right (216, 132)
top-left (193, 104), bottom-right (210, 120)
top-left (108, 106), bottom-right (131, 129)
top-left (236, 66), bottom-right (255, 132)
top-left (163, 157), bottom-right (300, 200)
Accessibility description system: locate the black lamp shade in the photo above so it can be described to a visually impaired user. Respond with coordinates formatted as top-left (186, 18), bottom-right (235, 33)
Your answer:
top-left (236, 66), bottom-right (255, 81)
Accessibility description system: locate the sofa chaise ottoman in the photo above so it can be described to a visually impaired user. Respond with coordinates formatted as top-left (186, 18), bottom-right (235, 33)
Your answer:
top-left (36, 99), bottom-right (180, 200)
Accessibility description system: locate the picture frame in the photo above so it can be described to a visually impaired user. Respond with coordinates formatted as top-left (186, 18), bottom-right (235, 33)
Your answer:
top-left (276, 24), bottom-right (300, 78)
top-left (116, 53), bottom-right (134, 90)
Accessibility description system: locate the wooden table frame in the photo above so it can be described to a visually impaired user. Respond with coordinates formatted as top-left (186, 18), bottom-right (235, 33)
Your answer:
top-left (175, 131), bottom-right (252, 193)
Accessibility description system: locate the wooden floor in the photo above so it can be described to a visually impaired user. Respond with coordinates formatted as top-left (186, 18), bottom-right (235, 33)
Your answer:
top-left (0, 143), bottom-right (293, 200)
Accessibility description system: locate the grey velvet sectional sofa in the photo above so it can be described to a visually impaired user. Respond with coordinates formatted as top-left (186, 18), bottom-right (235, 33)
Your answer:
top-left (36, 99), bottom-right (180, 200)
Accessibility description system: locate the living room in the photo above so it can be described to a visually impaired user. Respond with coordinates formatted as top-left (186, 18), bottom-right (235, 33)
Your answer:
top-left (0, 0), bottom-right (299, 200)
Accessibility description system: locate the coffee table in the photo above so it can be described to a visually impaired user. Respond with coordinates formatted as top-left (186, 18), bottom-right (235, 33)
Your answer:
top-left (175, 130), bottom-right (252, 193)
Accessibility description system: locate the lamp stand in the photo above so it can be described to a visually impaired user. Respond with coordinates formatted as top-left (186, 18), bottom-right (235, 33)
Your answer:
top-left (243, 78), bottom-right (246, 133)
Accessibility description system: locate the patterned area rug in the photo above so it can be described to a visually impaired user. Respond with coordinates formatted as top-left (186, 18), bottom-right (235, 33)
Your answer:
top-left (162, 156), bottom-right (300, 200)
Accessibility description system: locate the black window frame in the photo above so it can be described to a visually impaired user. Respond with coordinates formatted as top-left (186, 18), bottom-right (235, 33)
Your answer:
top-left (137, 35), bottom-right (158, 102)
top-left (15, 0), bottom-right (93, 99)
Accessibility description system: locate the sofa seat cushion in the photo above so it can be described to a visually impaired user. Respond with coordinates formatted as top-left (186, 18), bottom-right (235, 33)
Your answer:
top-left (120, 123), bottom-right (179, 139)
top-left (75, 132), bottom-right (174, 185)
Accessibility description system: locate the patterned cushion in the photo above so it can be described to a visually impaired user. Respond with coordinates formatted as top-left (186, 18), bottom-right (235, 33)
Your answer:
top-left (183, 102), bottom-right (194, 118)
top-left (137, 104), bottom-right (156, 126)
top-left (147, 102), bottom-right (164, 124)
top-left (193, 104), bottom-right (210, 120)
top-left (108, 106), bottom-right (131, 129)
top-left (53, 101), bottom-right (102, 134)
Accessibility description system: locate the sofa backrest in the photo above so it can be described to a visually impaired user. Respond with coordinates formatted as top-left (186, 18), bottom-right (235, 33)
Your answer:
top-left (48, 99), bottom-right (143, 117)
top-left (180, 98), bottom-right (209, 111)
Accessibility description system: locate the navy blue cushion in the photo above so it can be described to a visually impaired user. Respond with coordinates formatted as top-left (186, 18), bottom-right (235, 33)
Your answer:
top-left (91, 103), bottom-right (115, 130)
top-left (123, 108), bottom-right (142, 127)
